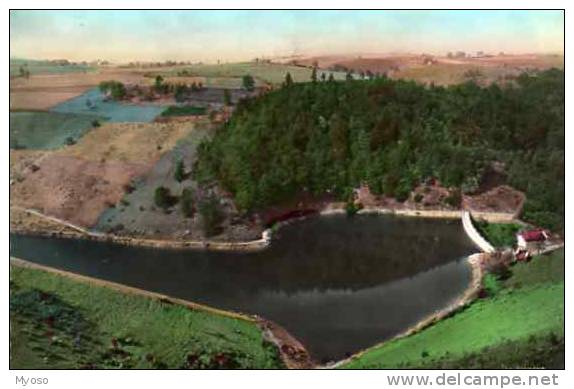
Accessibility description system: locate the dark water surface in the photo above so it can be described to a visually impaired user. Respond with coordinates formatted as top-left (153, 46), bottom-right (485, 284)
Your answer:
top-left (10, 214), bottom-right (476, 362)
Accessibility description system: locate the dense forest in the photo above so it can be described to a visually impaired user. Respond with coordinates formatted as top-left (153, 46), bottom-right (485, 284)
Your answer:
top-left (195, 69), bottom-right (564, 231)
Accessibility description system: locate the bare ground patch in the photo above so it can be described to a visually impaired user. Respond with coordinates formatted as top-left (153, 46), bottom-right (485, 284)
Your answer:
top-left (10, 122), bottom-right (195, 228)
top-left (9, 68), bottom-right (150, 110)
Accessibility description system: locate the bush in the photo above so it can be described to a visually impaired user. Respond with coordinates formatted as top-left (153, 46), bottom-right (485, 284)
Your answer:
top-left (482, 274), bottom-right (502, 297)
top-left (345, 201), bottom-right (362, 217)
top-left (99, 80), bottom-right (126, 100)
top-left (154, 186), bottom-right (173, 210)
top-left (198, 195), bottom-right (224, 237)
top-left (242, 75), bottom-right (255, 91)
top-left (444, 189), bottom-right (462, 208)
top-left (174, 160), bottom-right (186, 182)
top-left (180, 188), bottom-right (195, 218)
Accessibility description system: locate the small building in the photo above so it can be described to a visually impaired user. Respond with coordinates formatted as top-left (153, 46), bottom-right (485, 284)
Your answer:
top-left (516, 229), bottom-right (548, 250)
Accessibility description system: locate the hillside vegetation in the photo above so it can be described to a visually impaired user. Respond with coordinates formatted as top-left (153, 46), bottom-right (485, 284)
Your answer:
top-left (341, 249), bottom-right (564, 369)
top-left (195, 70), bottom-right (564, 231)
top-left (10, 265), bottom-right (283, 369)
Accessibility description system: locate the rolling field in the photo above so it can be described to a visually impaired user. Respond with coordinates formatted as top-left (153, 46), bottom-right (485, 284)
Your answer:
top-left (341, 249), bottom-right (564, 369)
top-left (10, 58), bottom-right (94, 76)
top-left (10, 264), bottom-right (283, 369)
top-left (150, 62), bottom-right (348, 86)
top-left (10, 67), bottom-right (150, 110)
top-left (10, 111), bottom-right (105, 150)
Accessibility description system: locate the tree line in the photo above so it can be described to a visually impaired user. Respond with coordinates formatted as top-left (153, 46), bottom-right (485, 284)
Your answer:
top-left (192, 69), bottom-right (563, 231)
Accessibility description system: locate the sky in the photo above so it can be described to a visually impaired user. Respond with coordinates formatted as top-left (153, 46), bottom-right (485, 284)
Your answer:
top-left (10, 10), bottom-right (564, 63)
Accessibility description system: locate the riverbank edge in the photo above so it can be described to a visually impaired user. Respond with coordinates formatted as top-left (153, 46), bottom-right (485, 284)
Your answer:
top-left (9, 257), bottom-right (313, 369)
top-left (10, 205), bottom-right (516, 252)
top-left (327, 251), bottom-right (487, 369)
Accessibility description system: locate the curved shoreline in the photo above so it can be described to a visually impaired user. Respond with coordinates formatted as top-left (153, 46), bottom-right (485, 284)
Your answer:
top-left (10, 207), bottom-right (488, 369)
top-left (11, 205), bottom-right (515, 252)
top-left (326, 252), bottom-right (486, 369)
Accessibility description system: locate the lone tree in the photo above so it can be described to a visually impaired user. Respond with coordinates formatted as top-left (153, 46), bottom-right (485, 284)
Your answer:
top-left (19, 65), bottom-right (30, 79)
top-left (328, 73), bottom-right (335, 82)
top-left (311, 67), bottom-right (318, 83)
top-left (154, 75), bottom-right (164, 91)
top-left (154, 186), bottom-right (172, 210)
top-left (180, 187), bottom-right (195, 218)
top-left (242, 74), bottom-right (255, 91)
top-left (174, 160), bottom-right (186, 182)
top-left (284, 72), bottom-right (293, 87)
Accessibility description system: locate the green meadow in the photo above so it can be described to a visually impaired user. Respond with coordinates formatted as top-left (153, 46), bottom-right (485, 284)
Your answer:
top-left (10, 265), bottom-right (283, 369)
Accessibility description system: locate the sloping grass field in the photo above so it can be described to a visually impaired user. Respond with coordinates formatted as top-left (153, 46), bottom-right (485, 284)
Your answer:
top-left (10, 264), bottom-right (283, 369)
top-left (10, 111), bottom-right (106, 150)
top-left (341, 249), bottom-right (564, 369)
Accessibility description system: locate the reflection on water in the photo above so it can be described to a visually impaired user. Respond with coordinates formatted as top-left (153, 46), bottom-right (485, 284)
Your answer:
top-left (10, 214), bottom-right (476, 362)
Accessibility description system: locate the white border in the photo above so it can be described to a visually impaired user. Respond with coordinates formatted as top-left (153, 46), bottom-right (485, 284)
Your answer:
top-left (2, 2), bottom-right (570, 389)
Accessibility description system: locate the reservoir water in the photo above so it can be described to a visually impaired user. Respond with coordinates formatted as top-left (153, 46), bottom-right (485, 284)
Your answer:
top-left (10, 214), bottom-right (476, 362)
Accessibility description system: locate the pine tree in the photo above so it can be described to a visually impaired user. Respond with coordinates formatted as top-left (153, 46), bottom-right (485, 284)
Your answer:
top-left (284, 72), bottom-right (293, 87)
top-left (311, 67), bottom-right (318, 83)
top-left (174, 160), bottom-right (185, 182)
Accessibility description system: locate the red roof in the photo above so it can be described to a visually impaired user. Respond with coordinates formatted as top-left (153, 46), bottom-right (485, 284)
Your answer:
top-left (519, 229), bottom-right (548, 242)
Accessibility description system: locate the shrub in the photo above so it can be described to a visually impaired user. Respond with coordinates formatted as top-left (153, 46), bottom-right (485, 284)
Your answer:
top-left (198, 195), bottom-right (224, 237)
top-left (180, 188), bottom-right (195, 218)
top-left (154, 186), bottom-right (173, 210)
top-left (345, 201), bottom-right (362, 217)
top-left (242, 75), bottom-right (255, 91)
top-left (174, 160), bottom-right (186, 182)
top-left (482, 274), bottom-right (502, 297)
top-left (99, 80), bottom-right (126, 100)
top-left (444, 189), bottom-right (462, 208)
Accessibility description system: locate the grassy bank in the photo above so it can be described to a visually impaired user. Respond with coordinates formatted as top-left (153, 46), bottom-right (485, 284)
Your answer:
top-left (10, 265), bottom-right (283, 369)
top-left (341, 249), bottom-right (564, 369)
top-left (474, 220), bottom-right (522, 248)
